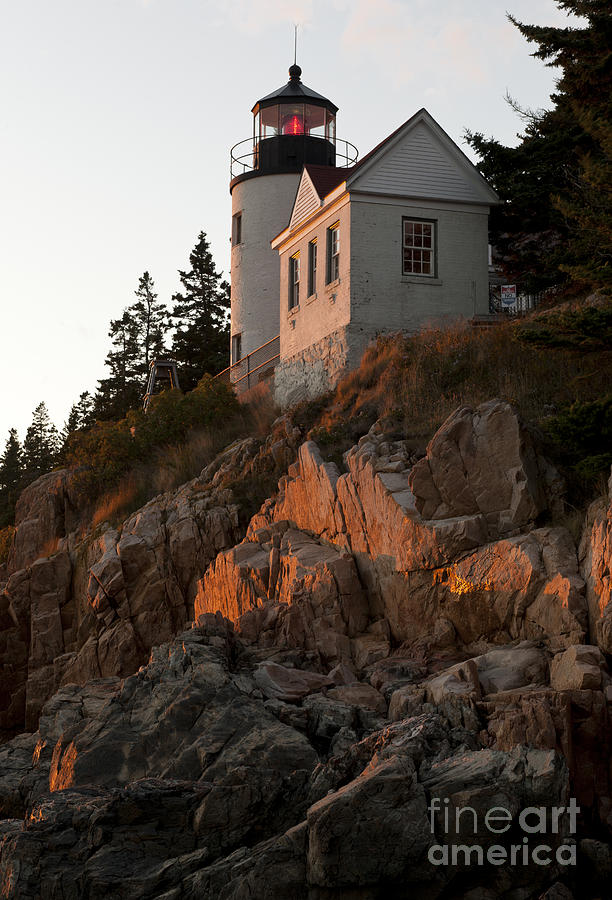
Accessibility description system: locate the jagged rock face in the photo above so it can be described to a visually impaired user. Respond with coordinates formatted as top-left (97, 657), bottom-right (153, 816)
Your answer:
top-left (246, 401), bottom-right (586, 649)
top-left (1, 487), bottom-right (241, 733)
top-left (408, 400), bottom-right (563, 536)
top-left (0, 619), bottom-right (591, 900)
top-left (0, 400), bottom-right (610, 898)
top-left (7, 469), bottom-right (78, 574)
top-left (0, 428), bottom-right (301, 734)
top-left (580, 470), bottom-right (612, 654)
top-left (196, 525), bottom-right (369, 665)
top-left (1, 552), bottom-right (73, 732)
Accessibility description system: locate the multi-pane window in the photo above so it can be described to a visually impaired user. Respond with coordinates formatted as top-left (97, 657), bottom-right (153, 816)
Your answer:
top-left (327, 223), bottom-right (340, 283)
top-left (232, 212), bottom-right (242, 246)
top-left (289, 253), bottom-right (300, 309)
top-left (308, 240), bottom-right (317, 296)
top-left (402, 219), bottom-right (435, 276)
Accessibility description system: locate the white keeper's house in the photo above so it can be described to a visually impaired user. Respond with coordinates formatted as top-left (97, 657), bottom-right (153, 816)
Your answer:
top-left (226, 64), bottom-right (499, 407)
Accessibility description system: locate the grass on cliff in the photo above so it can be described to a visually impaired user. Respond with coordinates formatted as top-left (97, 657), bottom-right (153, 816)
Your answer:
top-left (299, 298), bottom-right (612, 503)
top-left (5, 298), bottom-right (610, 554)
top-left (71, 378), bottom-right (279, 531)
top-left (0, 525), bottom-right (14, 568)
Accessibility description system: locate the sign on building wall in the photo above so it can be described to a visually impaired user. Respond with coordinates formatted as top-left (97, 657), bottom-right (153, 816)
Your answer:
top-left (500, 285), bottom-right (517, 308)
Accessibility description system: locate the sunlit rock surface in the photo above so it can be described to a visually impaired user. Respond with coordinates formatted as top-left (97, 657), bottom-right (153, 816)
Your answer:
top-left (0, 425), bottom-right (301, 734)
top-left (0, 402), bottom-right (611, 898)
top-left (580, 469), bottom-right (612, 654)
top-left (247, 402), bottom-right (586, 649)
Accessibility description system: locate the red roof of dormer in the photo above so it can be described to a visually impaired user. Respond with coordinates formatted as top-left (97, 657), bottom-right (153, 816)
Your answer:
top-left (303, 164), bottom-right (353, 201)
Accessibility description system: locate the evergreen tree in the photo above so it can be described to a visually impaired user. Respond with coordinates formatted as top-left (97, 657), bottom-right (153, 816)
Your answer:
top-left (555, 117), bottom-right (612, 290)
top-left (94, 272), bottom-right (170, 420)
top-left (511, 0), bottom-right (612, 291)
top-left (465, 0), bottom-right (612, 293)
top-left (132, 271), bottom-right (169, 376)
top-left (0, 428), bottom-right (23, 527)
top-left (171, 231), bottom-right (230, 390)
top-left (466, 102), bottom-right (578, 292)
top-left (94, 310), bottom-right (142, 419)
top-left (60, 392), bottom-right (96, 457)
top-left (22, 402), bottom-right (59, 485)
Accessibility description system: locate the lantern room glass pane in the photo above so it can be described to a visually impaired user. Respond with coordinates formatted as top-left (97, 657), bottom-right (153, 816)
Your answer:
top-left (325, 111), bottom-right (336, 143)
top-left (280, 104), bottom-right (305, 135)
top-left (259, 106), bottom-right (279, 139)
top-left (305, 104), bottom-right (325, 137)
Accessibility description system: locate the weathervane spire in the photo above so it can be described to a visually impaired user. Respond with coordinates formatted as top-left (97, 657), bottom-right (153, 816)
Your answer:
top-left (294, 23), bottom-right (298, 66)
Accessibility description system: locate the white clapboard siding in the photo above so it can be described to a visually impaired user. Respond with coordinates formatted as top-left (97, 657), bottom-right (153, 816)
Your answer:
top-left (351, 120), bottom-right (493, 204)
top-left (289, 171), bottom-right (321, 231)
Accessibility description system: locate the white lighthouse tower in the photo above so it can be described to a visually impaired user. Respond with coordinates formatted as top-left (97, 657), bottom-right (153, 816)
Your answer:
top-left (229, 64), bottom-right (348, 369)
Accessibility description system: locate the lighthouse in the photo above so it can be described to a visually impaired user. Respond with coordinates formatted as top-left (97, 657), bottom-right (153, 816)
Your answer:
top-left (229, 64), bottom-right (355, 368)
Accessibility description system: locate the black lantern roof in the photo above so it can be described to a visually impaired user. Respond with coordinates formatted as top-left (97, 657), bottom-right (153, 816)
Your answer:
top-left (252, 65), bottom-right (338, 115)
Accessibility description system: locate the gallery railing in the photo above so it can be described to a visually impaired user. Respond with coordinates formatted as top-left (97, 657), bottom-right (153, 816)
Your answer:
top-left (230, 135), bottom-right (359, 179)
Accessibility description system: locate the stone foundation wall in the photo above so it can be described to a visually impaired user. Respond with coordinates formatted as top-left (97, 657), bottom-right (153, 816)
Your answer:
top-left (274, 326), bottom-right (370, 408)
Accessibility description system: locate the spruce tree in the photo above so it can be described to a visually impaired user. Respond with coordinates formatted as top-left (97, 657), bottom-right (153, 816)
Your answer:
top-left (171, 231), bottom-right (230, 390)
top-left (22, 403), bottom-right (59, 485)
top-left (60, 392), bottom-right (95, 458)
top-left (509, 0), bottom-right (612, 292)
top-left (94, 310), bottom-right (142, 419)
top-left (465, 104), bottom-right (578, 292)
top-left (555, 117), bottom-right (612, 291)
top-left (132, 271), bottom-right (169, 376)
top-left (465, 0), bottom-right (612, 293)
top-left (0, 428), bottom-right (23, 527)
top-left (94, 272), bottom-right (170, 420)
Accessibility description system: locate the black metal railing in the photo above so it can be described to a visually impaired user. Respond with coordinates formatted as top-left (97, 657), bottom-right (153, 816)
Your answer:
top-left (230, 135), bottom-right (359, 179)
top-left (488, 282), bottom-right (560, 316)
top-left (215, 335), bottom-right (280, 395)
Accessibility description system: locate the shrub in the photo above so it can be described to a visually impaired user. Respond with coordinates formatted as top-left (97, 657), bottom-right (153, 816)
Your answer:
top-left (91, 477), bottom-right (140, 530)
top-left (306, 311), bottom-right (612, 509)
top-left (544, 394), bottom-right (612, 487)
top-left (65, 375), bottom-right (240, 504)
top-left (515, 302), bottom-right (612, 350)
top-left (0, 525), bottom-right (14, 567)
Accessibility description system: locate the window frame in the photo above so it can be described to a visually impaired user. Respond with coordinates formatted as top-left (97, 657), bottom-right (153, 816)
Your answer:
top-left (402, 217), bottom-right (436, 277)
top-left (289, 252), bottom-right (300, 310)
top-left (232, 212), bottom-right (242, 247)
top-left (307, 239), bottom-right (317, 297)
top-left (326, 223), bottom-right (340, 284)
top-left (231, 333), bottom-right (242, 364)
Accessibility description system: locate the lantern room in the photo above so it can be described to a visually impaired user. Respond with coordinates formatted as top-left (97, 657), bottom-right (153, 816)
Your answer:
top-left (253, 64), bottom-right (338, 172)
top-left (254, 66), bottom-right (337, 140)
top-left (230, 64), bottom-right (352, 183)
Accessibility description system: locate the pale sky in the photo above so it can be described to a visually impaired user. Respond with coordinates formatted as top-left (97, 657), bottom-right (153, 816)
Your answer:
top-left (1, 0), bottom-right (579, 443)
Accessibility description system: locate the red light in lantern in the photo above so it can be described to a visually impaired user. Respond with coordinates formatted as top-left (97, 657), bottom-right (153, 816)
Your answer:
top-left (282, 114), bottom-right (304, 135)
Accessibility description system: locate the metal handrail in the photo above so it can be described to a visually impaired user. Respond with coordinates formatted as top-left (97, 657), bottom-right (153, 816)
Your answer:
top-left (216, 334), bottom-right (280, 381)
top-left (215, 334), bottom-right (280, 394)
top-left (215, 334), bottom-right (280, 395)
top-left (233, 354), bottom-right (280, 387)
top-left (230, 135), bottom-right (359, 179)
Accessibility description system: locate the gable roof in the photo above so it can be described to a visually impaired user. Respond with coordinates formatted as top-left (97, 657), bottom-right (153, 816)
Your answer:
top-left (346, 108), bottom-right (499, 205)
top-left (304, 164), bottom-right (352, 198)
top-left (288, 164), bottom-right (352, 231)
top-left (277, 108), bottom-right (498, 247)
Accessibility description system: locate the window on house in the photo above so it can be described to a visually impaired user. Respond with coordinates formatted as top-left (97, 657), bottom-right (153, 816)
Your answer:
top-left (232, 212), bottom-right (242, 246)
top-left (231, 333), bottom-right (242, 363)
top-left (308, 240), bottom-right (317, 296)
top-left (289, 253), bottom-right (300, 309)
top-left (402, 218), bottom-right (435, 276)
top-left (326, 223), bottom-right (340, 284)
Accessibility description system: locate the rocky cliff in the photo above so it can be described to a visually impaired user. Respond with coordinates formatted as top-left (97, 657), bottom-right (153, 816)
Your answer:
top-left (0, 400), bottom-right (611, 899)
